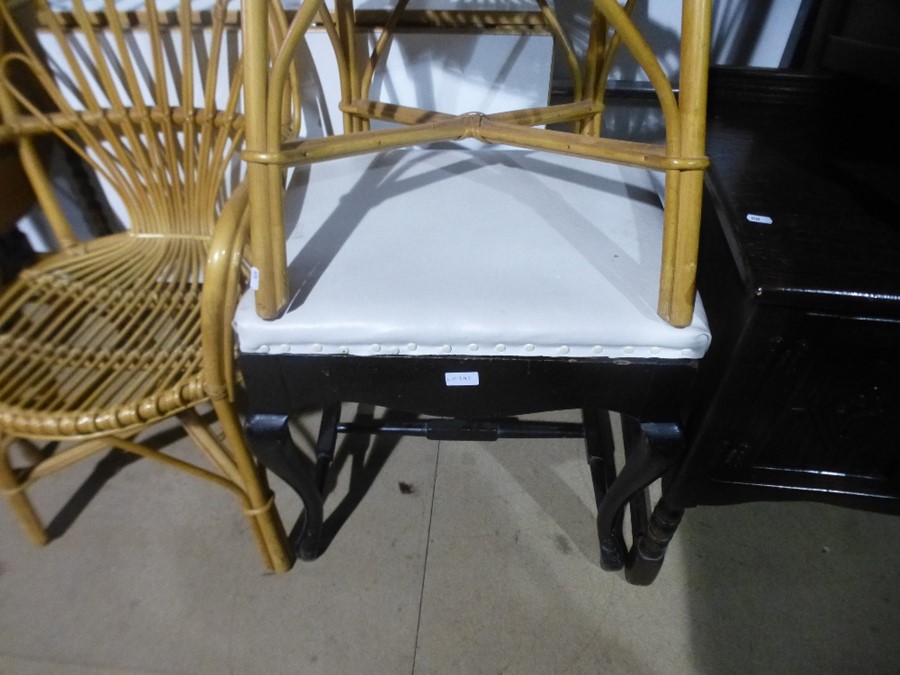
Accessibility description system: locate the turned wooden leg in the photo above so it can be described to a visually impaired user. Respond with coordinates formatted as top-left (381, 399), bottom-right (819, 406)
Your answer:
top-left (245, 414), bottom-right (324, 561)
top-left (594, 419), bottom-right (685, 581)
top-left (582, 409), bottom-right (627, 570)
top-left (625, 497), bottom-right (684, 586)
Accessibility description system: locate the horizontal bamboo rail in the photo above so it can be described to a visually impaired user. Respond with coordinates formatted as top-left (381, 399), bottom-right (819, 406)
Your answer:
top-left (244, 111), bottom-right (708, 173)
top-left (0, 106), bottom-right (244, 143)
top-left (41, 6), bottom-right (550, 33)
top-left (339, 99), bottom-right (605, 129)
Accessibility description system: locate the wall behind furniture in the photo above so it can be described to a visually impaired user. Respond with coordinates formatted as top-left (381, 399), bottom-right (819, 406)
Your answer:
top-left (549, 0), bottom-right (806, 88)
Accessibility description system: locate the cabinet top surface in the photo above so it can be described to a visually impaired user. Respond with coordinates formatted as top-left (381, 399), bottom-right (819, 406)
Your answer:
top-left (704, 69), bottom-right (900, 314)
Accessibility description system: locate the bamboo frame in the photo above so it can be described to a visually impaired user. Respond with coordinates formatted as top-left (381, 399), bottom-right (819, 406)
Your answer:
top-left (0, 0), bottom-right (292, 572)
top-left (241, 0), bottom-right (712, 327)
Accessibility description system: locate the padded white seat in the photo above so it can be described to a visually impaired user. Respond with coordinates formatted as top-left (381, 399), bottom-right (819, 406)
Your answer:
top-left (234, 145), bottom-right (711, 360)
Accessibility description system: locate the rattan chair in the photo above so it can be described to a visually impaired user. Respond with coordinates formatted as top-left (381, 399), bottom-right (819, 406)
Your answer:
top-left (0, 0), bottom-right (293, 572)
top-left (230, 0), bottom-right (712, 584)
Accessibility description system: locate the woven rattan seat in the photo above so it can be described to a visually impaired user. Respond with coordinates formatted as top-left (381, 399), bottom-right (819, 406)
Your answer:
top-left (0, 236), bottom-right (208, 436)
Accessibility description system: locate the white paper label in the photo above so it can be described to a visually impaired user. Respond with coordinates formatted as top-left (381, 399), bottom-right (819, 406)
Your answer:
top-left (250, 266), bottom-right (260, 290)
top-left (445, 372), bottom-right (479, 387)
top-left (746, 213), bottom-right (773, 225)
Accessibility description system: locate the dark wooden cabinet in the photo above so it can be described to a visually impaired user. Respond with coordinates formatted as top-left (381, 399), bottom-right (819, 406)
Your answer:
top-left (665, 68), bottom-right (900, 516)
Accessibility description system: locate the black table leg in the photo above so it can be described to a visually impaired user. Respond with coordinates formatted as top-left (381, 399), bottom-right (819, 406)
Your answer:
top-left (625, 497), bottom-right (684, 586)
top-left (594, 419), bottom-right (685, 583)
top-left (583, 408), bottom-right (627, 571)
top-left (245, 413), bottom-right (325, 561)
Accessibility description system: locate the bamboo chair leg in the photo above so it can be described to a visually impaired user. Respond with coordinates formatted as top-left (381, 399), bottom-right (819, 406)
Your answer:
top-left (211, 397), bottom-right (294, 573)
top-left (670, 168), bottom-right (704, 325)
top-left (0, 436), bottom-right (49, 546)
top-left (668, 0), bottom-right (712, 326)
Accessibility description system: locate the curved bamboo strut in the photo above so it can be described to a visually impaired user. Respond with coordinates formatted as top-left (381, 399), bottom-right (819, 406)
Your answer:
top-left (179, 409), bottom-right (243, 489)
top-left (199, 180), bottom-right (291, 571)
top-left (591, 0), bottom-right (639, 122)
top-left (359, 0), bottom-right (411, 107)
top-left (2, 437), bottom-right (119, 486)
top-left (0, 430), bottom-right (231, 498)
top-left (534, 0), bottom-right (582, 102)
top-left (201, 182), bottom-right (250, 406)
top-left (315, 4), bottom-right (352, 135)
top-left (591, 0), bottom-right (681, 155)
top-left (266, 0), bottom-right (302, 137)
top-left (581, 0), bottom-right (637, 135)
top-left (335, 0), bottom-right (361, 132)
top-left (266, 0), bottom-right (326, 152)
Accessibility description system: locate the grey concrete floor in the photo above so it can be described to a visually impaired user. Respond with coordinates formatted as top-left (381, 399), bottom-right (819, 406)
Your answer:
top-left (1, 406), bottom-right (899, 674)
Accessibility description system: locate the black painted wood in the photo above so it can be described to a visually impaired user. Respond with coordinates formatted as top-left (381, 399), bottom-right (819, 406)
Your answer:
top-left (666, 68), bottom-right (900, 517)
top-left (239, 349), bottom-right (699, 574)
top-left (240, 353), bottom-right (697, 421)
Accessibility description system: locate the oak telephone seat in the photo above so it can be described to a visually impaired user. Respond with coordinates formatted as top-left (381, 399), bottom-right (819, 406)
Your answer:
top-left (231, 0), bottom-right (713, 584)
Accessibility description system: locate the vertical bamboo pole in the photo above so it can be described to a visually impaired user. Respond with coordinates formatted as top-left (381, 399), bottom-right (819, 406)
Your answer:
top-left (657, 167), bottom-right (681, 321)
top-left (243, 0), bottom-right (288, 319)
top-left (581, 6), bottom-right (606, 135)
top-left (659, 0), bottom-right (711, 327)
top-left (657, 0), bottom-right (712, 327)
top-left (334, 0), bottom-right (361, 132)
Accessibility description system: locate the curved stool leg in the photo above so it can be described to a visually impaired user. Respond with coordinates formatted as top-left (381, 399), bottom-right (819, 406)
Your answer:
top-left (625, 498), bottom-right (684, 586)
top-left (583, 409), bottom-right (627, 570)
top-left (245, 414), bottom-right (324, 561)
top-left (594, 420), bottom-right (685, 581)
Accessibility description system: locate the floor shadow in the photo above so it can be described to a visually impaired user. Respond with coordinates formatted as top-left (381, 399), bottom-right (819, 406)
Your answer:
top-left (679, 499), bottom-right (900, 674)
top-left (290, 405), bottom-right (416, 554)
top-left (479, 411), bottom-right (602, 566)
top-left (44, 418), bottom-right (201, 540)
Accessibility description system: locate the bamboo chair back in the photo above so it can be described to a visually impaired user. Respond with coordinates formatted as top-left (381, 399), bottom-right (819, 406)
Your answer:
top-left (0, 0), bottom-right (293, 572)
top-left (0, 0), bottom-right (243, 243)
top-left (241, 0), bottom-right (712, 327)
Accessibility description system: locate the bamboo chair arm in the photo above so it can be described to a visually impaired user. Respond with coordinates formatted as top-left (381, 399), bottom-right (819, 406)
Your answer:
top-left (201, 180), bottom-right (250, 404)
top-left (13, 131), bottom-right (79, 250)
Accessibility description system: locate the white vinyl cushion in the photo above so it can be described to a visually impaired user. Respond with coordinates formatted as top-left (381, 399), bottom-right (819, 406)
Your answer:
top-left (234, 145), bottom-right (711, 359)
